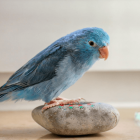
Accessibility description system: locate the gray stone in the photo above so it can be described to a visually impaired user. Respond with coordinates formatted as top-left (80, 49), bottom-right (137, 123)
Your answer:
top-left (32, 102), bottom-right (120, 136)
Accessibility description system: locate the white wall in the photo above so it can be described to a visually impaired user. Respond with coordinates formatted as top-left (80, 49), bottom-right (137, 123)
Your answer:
top-left (0, 0), bottom-right (140, 72)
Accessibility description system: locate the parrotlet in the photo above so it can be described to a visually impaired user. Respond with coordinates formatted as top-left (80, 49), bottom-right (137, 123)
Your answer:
top-left (0, 27), bottom-right (110, 111)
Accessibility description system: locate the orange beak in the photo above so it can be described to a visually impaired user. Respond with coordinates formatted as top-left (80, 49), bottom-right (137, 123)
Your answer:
top-left (98, 46), bottom-right (109, 60)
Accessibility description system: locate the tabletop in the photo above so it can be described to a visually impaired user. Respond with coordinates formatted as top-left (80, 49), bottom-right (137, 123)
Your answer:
top-left (0, 108), bottom-right (140, 140)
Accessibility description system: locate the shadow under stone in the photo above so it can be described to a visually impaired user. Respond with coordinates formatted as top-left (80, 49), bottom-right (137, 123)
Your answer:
top-left (38, 133), bottom-right (103, 139)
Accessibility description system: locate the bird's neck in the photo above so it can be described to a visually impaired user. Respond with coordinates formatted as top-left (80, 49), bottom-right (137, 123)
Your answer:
top-left (71, 50), bottom-right (99, 72)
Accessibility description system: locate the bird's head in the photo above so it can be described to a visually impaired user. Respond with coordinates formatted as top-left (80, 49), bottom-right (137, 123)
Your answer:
top-left (66, 27), bottom-right (110, 61)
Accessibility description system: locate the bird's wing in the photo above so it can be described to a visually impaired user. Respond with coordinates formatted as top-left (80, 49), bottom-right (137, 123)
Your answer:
top-left (0, 44), bottom-right (67, 94)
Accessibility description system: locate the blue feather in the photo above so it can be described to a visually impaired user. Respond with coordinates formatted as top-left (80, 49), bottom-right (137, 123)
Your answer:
top-left (0, 27), bottom-right (110, 103)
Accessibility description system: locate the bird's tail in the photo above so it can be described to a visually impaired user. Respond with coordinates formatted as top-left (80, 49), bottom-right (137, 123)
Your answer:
top-left (0, 83), bottom-right (41, 102)
top-left (0, 84), bottom-right (22, 102)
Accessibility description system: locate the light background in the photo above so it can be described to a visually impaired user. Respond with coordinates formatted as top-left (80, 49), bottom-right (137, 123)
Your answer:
top-left (0, 0), bottom-right (140, 110)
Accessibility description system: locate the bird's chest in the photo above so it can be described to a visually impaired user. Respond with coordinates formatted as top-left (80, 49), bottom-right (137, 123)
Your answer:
top-left (51, 55), bottom-right (93, 92)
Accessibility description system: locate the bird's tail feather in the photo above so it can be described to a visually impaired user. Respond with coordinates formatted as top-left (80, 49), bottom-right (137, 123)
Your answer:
top-left (0, 93), bottom-right (8, 98)
top-left (0, 84), bottom-right (41, 102)
top-left (0, 84), bottom-right (22, 102)
top-left (0, 93), bottom-right (9, 102)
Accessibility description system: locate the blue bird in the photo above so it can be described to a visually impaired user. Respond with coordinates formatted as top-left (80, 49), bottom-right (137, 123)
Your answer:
top-left (0, 27), bottom-right (110, 111)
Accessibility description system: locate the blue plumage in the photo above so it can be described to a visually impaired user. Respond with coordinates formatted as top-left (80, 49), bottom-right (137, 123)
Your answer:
top-left (0, 27), bottom-right (110, 103)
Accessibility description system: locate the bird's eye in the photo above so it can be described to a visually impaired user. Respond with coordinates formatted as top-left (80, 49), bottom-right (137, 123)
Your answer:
top-left (89, 41), bottom-right (96, 47)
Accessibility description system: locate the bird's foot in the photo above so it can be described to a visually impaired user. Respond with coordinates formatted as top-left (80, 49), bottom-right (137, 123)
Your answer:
top-left (42, 97), bottom-right (85, 112)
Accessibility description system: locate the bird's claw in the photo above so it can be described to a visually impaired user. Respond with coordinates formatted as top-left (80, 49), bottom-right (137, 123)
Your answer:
top-left (41, 97), bottom-right (86, 112)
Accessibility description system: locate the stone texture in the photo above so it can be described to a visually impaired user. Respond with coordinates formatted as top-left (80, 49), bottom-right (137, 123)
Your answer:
top-left (32, 102), bottom-right (120, 136)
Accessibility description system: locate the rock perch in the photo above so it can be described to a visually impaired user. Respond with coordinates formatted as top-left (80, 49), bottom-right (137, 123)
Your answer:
top-left (32, 102), bottom-right (119, 135)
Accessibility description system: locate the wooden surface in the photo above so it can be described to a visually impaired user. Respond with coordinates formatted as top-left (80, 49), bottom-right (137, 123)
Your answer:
top-left (0, 108), bottom-right (140, 140)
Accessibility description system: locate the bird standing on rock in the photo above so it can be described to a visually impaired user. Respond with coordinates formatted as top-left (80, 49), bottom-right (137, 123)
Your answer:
top-left (0, 27), bottom-right (110, 111)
